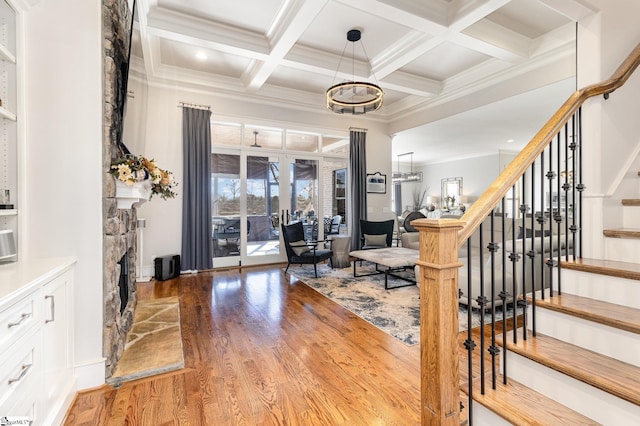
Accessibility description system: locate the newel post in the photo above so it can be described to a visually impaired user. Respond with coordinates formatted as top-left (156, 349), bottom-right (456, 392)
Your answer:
top-left (412, 218), bottom-right (464, 426)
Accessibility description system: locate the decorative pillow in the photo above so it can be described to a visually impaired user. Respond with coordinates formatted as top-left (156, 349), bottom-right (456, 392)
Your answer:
top-left (290, 240), bottom-right (310, 256)
top-left (364, 233), bottom-right (387, 247)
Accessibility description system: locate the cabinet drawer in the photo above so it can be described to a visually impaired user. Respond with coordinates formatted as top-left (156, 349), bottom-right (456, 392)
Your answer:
top-left (0, 291), bottom-right (39, 349)
top-left (0, 328), bottom-right (39, 412)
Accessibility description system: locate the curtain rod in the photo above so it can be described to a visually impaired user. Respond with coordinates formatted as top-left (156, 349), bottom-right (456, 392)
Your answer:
top-left (349, 127), bottom-right (367, 132)
top-left (178, 101), bottom-right (211, 110)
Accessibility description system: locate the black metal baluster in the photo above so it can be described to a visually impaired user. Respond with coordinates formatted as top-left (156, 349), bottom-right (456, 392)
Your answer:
top-left (477, 222), bottom-right (487, 394)
top-left (544, 144), bottom-right (555, 302)
top-left (464, 238), bottom-right (475, 426)
top-left (563, 120), bottom-right (570, 263)
top-left (500, 197), bottom-right (510, 384)
top-left (488, 211), bottom-right (499, 389)
top-left (569, 112), bottom-right (578, 262)
top-left (576, 107), bottom-right (585, 260)
top-left (519, 172), bottom-right (529, 342)
top-left (513, 183), bottom-right (522, 346)
top-left (524, 163), bottom-right (538, 341)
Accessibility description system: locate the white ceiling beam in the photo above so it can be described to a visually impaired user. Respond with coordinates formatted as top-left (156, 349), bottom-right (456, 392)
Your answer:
top-left (536, 0), bottom-right (595, 21)
top-left (333, 0), bottom-right (449, 32)
top-left (242, 0), bottom-right (327, 91)
top-left (369, 0), bottom-right (513, 79)
top-left (283, 45), bottom-right (439, 97)
top-left (456, 19), bottom-right (530, 62)
top-left (451, 32), bottom-right (524, 63)
top-left (447, 0), bottom-right (511, 28)
top-left (136, 0), bottom-right (162, 80)
top-left (371, 31), bottom-right (443, 79)
top-left (380, 71), bottom-right (443, 96)
top-left (528, 21), bottom-right (576, 57)
top-left (146, 6), bottom-right (270, 60)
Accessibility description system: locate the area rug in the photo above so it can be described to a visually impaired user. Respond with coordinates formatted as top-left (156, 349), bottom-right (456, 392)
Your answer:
top-left (107, 296), bottom-right (184, 386)
top-left (287, 264), bottom-right (513, 346)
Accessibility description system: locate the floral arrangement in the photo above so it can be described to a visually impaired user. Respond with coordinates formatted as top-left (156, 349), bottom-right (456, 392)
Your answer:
top-left (110, 154), bottom-right (177, 200)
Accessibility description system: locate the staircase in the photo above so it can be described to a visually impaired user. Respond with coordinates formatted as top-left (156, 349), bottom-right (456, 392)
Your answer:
top-left (467, 196), bottom-right (640, 425)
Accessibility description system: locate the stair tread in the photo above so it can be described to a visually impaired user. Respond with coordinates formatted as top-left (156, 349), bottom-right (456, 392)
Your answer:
top-left (458, 329), bottom-right (600, 425)
top-left (461, 371), bottom-right (601, 425)
top-left (499, 330), bottom-right (640, 407)
top-left (603, 228), bottom-right (640, 239)
top-left (621, 198), bottom-right (640, 206)
top-left (532, 293), bottom-right (640, 334)
top-left (561, 257), bottom-right (640, 280)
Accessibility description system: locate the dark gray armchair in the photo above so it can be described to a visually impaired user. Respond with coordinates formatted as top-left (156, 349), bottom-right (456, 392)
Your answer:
top-left (359, 219), bottom-right (394, 249)
top-left (282, 222), bottom-right (333, 277)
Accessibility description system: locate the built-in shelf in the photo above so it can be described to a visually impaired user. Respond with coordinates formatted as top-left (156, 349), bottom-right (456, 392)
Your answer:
top-left (0, 42), bottom-right (15, 64)
top-left (0, 209), bottom-right (17, 216)
top-left (0, 106), bottom-right (16, 121)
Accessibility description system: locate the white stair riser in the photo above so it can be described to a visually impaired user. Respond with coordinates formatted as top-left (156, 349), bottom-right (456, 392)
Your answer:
top-left (622, 206), bottom-right (640, 228)
top-left (559, 269), bottom-right (640, 309)
top-left (529, 307), bottom-right (640, 367)
top-left (471, 403), bottom-right (513, 426)
top-left (604, 237), bottom-right (640, 263)
top-left (504, 351), bottom-right (640, 426)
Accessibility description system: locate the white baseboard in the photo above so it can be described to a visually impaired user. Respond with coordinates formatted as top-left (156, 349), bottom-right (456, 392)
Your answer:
top-left (74, 357), bottom-right (106, 390)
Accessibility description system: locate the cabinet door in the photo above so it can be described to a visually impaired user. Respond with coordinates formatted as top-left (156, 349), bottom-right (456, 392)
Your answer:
top-left (41, 269), bottom-right (74, 424)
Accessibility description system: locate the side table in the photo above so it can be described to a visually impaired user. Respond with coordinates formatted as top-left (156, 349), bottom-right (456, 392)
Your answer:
top-left (327, 234), bottom-right (351, 268)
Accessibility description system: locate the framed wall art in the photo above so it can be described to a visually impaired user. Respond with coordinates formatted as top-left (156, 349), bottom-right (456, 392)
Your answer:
top-left (366, 172), bottom-right (386, 194)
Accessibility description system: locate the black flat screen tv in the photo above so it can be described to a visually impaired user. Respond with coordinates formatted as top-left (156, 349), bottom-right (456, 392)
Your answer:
top-left (113, 0), bottom-right (136, 156)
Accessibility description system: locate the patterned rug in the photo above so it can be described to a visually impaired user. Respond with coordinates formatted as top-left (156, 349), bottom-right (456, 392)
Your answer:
top-left (287, 263), bottom-right (512, 346)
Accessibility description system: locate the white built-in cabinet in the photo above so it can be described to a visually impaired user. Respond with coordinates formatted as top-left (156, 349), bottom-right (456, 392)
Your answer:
top-left (0, 258), bottom-right (76, 425)
top-left (0, 0), bottom-right (18, 252)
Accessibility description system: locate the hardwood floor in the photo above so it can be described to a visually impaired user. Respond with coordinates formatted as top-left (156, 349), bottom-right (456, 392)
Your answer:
top-left (64, 265), bottom-right (422, 425)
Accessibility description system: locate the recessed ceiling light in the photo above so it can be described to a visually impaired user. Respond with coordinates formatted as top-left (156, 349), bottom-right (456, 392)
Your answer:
top-left (507, 139), bottom-right (515, 143)
top-left (195, 51), bottom-right (207, 60)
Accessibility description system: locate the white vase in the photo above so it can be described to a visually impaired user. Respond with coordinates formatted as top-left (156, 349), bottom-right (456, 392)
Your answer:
top-left (115, 179), bottom-right (152, 209)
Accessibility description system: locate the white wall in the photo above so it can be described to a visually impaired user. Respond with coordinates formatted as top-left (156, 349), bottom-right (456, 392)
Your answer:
top-left (22, 0), bottom-right (104, 388)
top-left (135, 82), bottom-right (392, 270)
top-left (399, 154), bottom-right (502, 211)
top-left (579, 0), bottom-right (640, 196)
top-left (577, 0), bottom-right (640, 258)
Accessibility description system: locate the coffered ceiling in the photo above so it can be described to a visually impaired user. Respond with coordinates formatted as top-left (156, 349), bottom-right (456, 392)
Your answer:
top-left (131, 0), bottom-right (594, 163)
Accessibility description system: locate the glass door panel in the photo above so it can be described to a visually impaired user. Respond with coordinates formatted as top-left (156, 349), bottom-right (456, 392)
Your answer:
top-left (211, 152), bottom-right (242, 267)
top-left (211, 149), bottom-right (341, 268)
top-left (322, 159), bottom-right (348, 236)
top-left (246, 155), bottom-right (281, 259)
top-left (289, 158), bottom-right (319, 241)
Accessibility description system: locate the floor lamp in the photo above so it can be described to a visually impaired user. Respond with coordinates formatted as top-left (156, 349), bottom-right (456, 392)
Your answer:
top-left (136, 218), bottom-right (152, 282)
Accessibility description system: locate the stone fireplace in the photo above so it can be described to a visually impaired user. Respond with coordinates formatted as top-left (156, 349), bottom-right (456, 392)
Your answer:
top-left (103, 0), bottom-right (137, 379)
top-left (103, 215), bottom-right (138, 378)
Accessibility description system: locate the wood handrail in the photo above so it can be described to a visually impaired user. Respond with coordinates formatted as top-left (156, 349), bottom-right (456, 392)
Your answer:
top-left (458, 41), bottom-right (640, 245)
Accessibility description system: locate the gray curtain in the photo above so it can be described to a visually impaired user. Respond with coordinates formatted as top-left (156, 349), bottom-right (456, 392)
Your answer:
top-left (394, 183), bottom-right (402, 216)
top-left (349, 128), bottom-right (367, 250)
top-left (181, 107), bottom-right (213, 271)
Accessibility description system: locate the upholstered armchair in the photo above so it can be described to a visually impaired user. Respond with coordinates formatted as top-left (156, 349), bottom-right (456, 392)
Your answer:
top-left (359, 219), bottom-right (394, 249)
top-left (281, 222), bottom-right (333, 277)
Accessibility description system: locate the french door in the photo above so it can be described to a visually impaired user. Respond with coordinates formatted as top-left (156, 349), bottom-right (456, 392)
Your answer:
top-left (211, 150), bottom-right (325, 268)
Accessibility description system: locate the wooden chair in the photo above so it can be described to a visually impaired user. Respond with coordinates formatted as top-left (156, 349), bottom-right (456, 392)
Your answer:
top-left (281, 222), bottom-right (333, 277)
